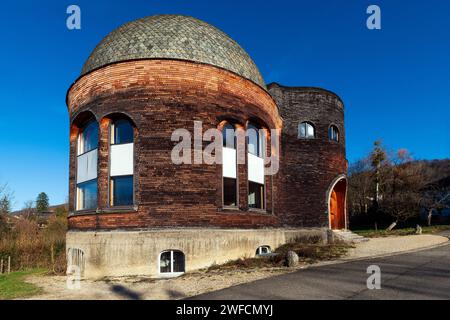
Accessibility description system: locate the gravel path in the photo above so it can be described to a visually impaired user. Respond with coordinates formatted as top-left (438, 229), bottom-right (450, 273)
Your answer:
top-left (344, 234), bottom-right (448, 259)
top-left (22, 234), bottom-right (448, 300)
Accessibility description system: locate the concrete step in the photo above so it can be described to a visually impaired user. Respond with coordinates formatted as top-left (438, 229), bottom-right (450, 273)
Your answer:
top-left (333, 230), bottom-right (369, 243)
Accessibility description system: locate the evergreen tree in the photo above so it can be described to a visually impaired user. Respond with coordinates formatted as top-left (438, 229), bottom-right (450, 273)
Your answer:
top-left (0, 196), bottom-right (11, 214)
top-left (36, 192), bottom-right (50, 213)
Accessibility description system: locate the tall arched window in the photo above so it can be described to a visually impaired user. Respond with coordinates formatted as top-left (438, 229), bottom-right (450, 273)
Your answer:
top-left (110, 118), bottom-right (134, 207)
top-left (298, 122), bottom-right (315, 139)
top-left (329, 125), bottom-right (339, 142)
top-left (76, 120), bottom-right (99, 210)
top-left (247, 123), bottom-right (265, 210)
top-left (222, 123), bottom-right (237, 207)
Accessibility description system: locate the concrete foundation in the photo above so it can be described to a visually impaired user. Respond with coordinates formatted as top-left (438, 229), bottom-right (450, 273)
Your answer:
top-left (66, 228), bottom-right (328, 279)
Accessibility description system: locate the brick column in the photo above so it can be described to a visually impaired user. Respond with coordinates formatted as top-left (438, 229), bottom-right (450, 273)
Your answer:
top-left (68, 125), bottom-right (79, 213)
top-left (235, 124), bottom-right (248, 211)
top-left (264, 128), bottom-right (273, 214)
top-left (98, 117), bottom-right (111, 210)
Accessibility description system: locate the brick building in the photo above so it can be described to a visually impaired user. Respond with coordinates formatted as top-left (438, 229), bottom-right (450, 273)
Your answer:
top-left (66, 15), bottom-right (348, 278)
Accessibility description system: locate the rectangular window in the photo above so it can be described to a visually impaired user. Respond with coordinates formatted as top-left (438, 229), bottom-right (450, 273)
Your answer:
top-left (223, 177), bottom-right (237, 207)
top-left (76, 179), bottom-right (97, 210)
top-left (110, 175), bottom-right (133, 206)
top-left (248, 181), bottom-right (265, 210)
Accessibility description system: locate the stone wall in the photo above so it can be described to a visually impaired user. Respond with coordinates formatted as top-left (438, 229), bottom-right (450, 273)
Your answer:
top-left (66, 228), bottom-right (328, 278)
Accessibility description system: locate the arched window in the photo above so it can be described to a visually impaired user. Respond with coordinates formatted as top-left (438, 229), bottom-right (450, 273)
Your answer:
top-left (76, 120), bottom-right (99, 211)
top-left (159, 250), bottom-right (185, 275)
top-left (110, 118), bottom-right (134, 207)
top-left (255, 246), bottom-right (272, 256)
top-left (298, 122), bottom-right (315, 139)
top-left (222, 123), bottom-right (237, 207)
top-left (247, 122), bottom-right (265, 210)
top-left (78, 120), bottom-right (99, 154)
top-left (329, 125), bottom-right (339, 142)
top-left (222, 123), bottom-right (236, 149)
top-left (247, 123), bottom-right (264, 157)
top-left (111, 119), bottom-right (133, 145)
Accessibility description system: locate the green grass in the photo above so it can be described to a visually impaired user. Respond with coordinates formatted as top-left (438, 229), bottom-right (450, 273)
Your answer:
top-left (0, 269), bottom-right (46, 300)
top-left (352, 224), bottom-right (450, 238)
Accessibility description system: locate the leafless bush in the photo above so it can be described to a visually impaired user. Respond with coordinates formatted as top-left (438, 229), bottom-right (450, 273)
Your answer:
top-left (0, 215), bottom-right (67, 274)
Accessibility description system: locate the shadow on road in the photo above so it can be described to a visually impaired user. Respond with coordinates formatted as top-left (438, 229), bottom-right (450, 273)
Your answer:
top-left (110, 284), bottom-right (142, 300)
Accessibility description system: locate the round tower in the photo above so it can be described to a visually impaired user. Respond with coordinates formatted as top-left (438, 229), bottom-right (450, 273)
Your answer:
top-left (268, 83), bottom-right (348, 230)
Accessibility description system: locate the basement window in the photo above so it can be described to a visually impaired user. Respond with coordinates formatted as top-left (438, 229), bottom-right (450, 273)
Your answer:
top-left (256, 246), bottom-right (272, 256)
top-left (159, 250), bottom-right (185, 275)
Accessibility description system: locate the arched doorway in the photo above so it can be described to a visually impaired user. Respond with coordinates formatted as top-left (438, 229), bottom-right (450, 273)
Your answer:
top-left (328, 178), bottom-right (347, 230)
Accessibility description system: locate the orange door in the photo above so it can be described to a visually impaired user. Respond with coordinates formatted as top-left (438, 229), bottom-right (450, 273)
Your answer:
top-left (330, 180), bottom-right (346, 230)
top-left (330, 190), bottom-right (337, 229)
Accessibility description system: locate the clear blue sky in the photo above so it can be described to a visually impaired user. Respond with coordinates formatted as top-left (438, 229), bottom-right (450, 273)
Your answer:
top-left (0, 0), bottom-right (449, 210)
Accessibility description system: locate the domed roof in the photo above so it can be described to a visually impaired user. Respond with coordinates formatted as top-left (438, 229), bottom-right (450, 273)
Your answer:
top-left (81, 15), bottom-right (265, 88)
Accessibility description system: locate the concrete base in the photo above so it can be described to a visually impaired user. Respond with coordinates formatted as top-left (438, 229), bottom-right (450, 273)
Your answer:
top-left (66, 228), bottom-right (328, 279)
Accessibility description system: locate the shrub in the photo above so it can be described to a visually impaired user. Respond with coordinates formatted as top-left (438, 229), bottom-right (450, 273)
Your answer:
top-left (0, 216), bottom-right (67, 274)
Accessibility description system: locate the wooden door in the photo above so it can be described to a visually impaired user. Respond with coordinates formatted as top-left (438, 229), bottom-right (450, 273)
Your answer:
top-left (330, 179), bottom-right (346, 230)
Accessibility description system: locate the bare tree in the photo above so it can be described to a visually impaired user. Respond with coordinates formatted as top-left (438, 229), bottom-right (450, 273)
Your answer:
top-left (22, 200), bottom-right (36, 220)
top-left (348, 157), bottom-right (373, 216)
top-left (380, 149), bottom-right (423, 229)
top-left (420, 177), bottom-right (450, 226)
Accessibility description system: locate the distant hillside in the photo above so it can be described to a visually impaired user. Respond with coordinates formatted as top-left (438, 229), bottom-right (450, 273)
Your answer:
top-left (11, 203), bottom-right (68, 217)
top-left (349, 158), bottom-right (450, 184)
top-left (414, 159), bottom-right (450, 184)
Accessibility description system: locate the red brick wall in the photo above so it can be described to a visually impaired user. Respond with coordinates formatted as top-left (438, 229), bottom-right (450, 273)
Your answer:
top-left (67, 60), bottom-right (281, 230)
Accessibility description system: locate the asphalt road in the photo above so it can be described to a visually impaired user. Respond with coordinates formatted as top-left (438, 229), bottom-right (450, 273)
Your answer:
top-left (191, 241), bottom-right (450, 300)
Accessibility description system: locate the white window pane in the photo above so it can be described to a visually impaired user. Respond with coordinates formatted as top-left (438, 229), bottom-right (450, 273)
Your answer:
top-left (110, 143), bottom-right (134, 176)
top-left (77, 149), bottom-right (98, 183)
top-left (307, 124), bottom-right (314, 137)
top-left (222, 147), bottom-right (237, 178)
top-left (299, 123), bottom-right (306, 137)
top-left (248, 153), bottom-right (264, 184)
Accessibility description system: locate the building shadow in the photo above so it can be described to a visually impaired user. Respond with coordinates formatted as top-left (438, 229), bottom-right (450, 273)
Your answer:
top-left (110, 284), bottom-right (142, 300)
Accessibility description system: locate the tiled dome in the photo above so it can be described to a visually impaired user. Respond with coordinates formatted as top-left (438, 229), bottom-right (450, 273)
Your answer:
top-left (81, 15), bottom-right (265, 88)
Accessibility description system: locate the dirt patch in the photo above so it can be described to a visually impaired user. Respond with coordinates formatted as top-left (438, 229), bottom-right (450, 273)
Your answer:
top-left (23, 266), bottom-right (304, 300)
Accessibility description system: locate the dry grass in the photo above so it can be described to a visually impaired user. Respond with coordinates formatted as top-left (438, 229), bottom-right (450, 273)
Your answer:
top-left (0, 216), bottom-right (66, 274)
top-left (207, 237), bottom-right (354, 272)
top-left (353, 224), bottom-right (450, 238)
